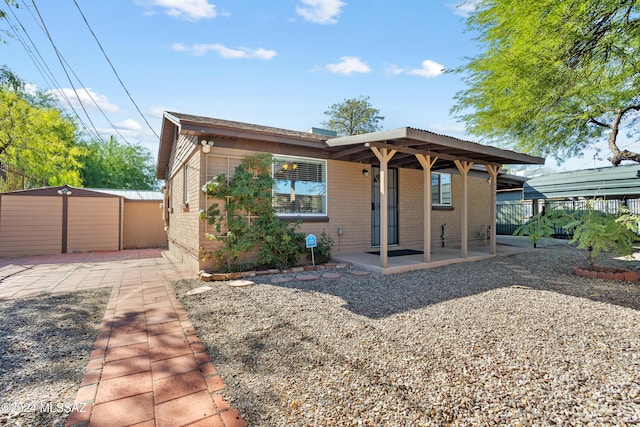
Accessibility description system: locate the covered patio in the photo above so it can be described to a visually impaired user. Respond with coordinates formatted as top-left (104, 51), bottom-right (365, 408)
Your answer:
top-left (326, 127), bottom-right (545, 273)
top-left (333, 237), bottom-right (559, 274)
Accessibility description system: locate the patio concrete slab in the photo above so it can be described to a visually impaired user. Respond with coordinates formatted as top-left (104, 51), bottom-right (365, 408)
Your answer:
top-left (332, 237), bottom-right (568, 275)
top-left (0, 249), bottom-right (246, 427)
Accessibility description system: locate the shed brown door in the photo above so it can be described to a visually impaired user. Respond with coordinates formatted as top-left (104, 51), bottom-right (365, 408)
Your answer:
top-left (67, 197), bottom-right (121, 253)
top-left (0, 195), bottom-right (63, 257)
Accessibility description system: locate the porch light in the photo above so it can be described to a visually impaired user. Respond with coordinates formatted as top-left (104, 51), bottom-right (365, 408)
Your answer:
top-left (200, 140), bottom-right (214, 153)
top-left (362, 169), bottom-right (369, 177)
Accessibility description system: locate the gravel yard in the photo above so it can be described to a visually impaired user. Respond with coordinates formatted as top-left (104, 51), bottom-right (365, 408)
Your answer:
top-left (0, 288), bottom-right (110, 427)
top-left (174, 246), bottom-right (640, 426)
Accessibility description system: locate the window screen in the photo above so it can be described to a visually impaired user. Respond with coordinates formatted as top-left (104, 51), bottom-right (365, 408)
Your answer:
top-left (273, 157), bottom-right (326, 215)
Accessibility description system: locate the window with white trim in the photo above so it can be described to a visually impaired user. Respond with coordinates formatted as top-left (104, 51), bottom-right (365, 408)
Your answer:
top-left (273, 156), bottom-right (326, 215)
top-left (432, 172), bottom-right (451, 205)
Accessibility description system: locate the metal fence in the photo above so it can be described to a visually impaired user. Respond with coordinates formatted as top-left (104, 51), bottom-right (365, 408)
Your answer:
top-left (0, 163), bottom-right (46, 192)
top-left (496, 198), bottom-right (640, 236)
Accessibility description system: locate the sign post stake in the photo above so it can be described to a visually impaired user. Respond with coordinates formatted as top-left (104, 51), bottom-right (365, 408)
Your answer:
top-left (305, 234), bottom-right (317, 266)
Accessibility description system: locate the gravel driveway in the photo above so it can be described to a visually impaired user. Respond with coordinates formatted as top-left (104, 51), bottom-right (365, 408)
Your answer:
top-left (0, 289), bottom-right (110, 427)
top-left (174, 246), bottom-right (640, 426)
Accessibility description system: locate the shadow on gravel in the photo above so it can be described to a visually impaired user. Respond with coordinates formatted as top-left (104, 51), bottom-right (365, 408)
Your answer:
top-left (270, 248), bottom-right (640, 317)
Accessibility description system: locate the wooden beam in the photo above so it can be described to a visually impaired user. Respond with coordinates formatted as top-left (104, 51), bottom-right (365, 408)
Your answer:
top-left (368, 141), bottom-right (497, 167)
top-left (454, 160), bottom-right (474, 258)
top-left (416, 154), bottom-right (437, 263)
top-left (370, 147), bottom-right (396, 268)
top-left (485, 165), bottom-right (500, 255)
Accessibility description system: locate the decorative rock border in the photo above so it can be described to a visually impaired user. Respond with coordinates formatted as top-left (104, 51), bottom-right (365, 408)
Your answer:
top-left (573, 266), bottom-right (638, 282)
top-left (199, 262), bottom-right (352, 282)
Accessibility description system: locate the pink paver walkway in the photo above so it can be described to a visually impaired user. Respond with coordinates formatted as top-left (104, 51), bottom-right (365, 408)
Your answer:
top-left (0, 249), bottom-right (246, 427)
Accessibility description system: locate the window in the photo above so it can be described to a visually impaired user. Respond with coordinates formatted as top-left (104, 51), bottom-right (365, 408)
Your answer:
top-left (273, 156), bottom-right (326, 215)
top-left (432, 172), bottom-right (451, 205)
top-left (183, 165), bottom-right (189, 205)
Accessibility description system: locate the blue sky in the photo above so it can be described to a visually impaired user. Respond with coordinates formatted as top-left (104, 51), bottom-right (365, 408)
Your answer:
top-left (1, 0), bottom-right (613, 171)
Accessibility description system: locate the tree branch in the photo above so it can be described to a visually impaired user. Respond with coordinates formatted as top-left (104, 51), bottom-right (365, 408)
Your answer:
top-left (588, 117), bottom-right (611, 129)
top-left (607, 105), bottom-right (640, 166)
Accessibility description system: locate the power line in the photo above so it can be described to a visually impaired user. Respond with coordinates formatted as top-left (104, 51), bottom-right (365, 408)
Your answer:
top-left (72, 0), bottom-right (160, 140)
top-left (30, 0), bottom-right (106, 142)
top-left (6, 3), bottom-right (103, 141)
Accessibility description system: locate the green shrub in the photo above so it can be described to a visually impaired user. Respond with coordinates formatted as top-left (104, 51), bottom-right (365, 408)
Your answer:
top-left (514, 199), bottom-right (640, 269)
top-left (202, 153), bottom-right (305, 271)
top-left (308, 229), bottom-right (335, 264)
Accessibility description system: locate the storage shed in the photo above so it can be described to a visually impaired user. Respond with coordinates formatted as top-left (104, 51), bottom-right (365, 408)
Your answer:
top-left (0, 185), bottom-right (166, 257)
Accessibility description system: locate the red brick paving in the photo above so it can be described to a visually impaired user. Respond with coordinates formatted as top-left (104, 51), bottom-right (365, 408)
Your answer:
top-left (0, 249), bottom-right (247, 427)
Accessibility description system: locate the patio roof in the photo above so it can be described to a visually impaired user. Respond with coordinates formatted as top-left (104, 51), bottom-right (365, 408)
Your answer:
top-left (157, 112), bottom-right (544, 179)
top-left (326, 127), bottom-right (545, 170)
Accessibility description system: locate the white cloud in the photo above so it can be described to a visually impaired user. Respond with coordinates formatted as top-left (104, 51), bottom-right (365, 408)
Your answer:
top-left (171, 43), bottom-right (188, 52)
top-left (325, 56), bottom-right (370, 75)
top-left (407, 60), bottom-right (445, 78)
top-left (427, 122), bottom-right (467, 135)
top-left (451, 0), bottom-right (480, 18)
top-left (296, 0), bottom-right (346, 24)
top-left (174, 43), bottom-right (277, 59)
top-left (24, 83), bottom-right (38, 96)
top-left (135, 0), bottom-right (217, 21)
top-left (383, 64), bottom-right (405, 77)
top-left (147, 106), bottom-right (168, 118)
top-left (49, 88), bottom-right (121, 113)
top-left (114, 119), bottom-right (142, 132)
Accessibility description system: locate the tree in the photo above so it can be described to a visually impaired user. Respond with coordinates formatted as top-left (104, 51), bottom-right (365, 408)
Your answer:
top-left (514, 201), bottom-right (639, 269)
top-left (79, 136), bottom-right (157, 190)
top-left (322, 96), bottom-right (384, 136)
top-left (0, 1), bottom-right (18, 44)
top-left (451, 0), bottom-right (640, 166)
top-left (0, 70), bottom-right (84, 191)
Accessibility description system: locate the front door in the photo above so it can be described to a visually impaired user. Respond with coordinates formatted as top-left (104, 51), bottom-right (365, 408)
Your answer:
top-left (371, 166), bottom-right (398, 246)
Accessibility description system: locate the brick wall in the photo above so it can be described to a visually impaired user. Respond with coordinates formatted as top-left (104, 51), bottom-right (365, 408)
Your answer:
top-left (398, 168), bottom-right (493, 249)
top-left (298, 160), bottom-right (371, 254)
top-left (166, 135), bottom-right (202, 272)
top-left (167, 141), bottom-right (495, 272)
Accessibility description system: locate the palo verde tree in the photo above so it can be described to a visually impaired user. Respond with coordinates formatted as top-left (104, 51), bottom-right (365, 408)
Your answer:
top-left (451, 0), bottom-right (640, 165)
top-left (0, 68), bottom-right (83, 190)
top-left (322, 95), bottom-right (384, 136)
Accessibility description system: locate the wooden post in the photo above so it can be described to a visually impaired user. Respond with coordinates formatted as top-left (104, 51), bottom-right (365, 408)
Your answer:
top-left (416, 154), bottom-right (437, 263)
top-left (371, 146), bottom-right (396, 268)
top-left (454, 160), bottom-right (474, 258)
top-left (485, 164), bottom-right (500, 255)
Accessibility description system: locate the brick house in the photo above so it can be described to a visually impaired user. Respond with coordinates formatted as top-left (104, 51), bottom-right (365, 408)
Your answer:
top-left (156, 112), bottom-right (544, 273)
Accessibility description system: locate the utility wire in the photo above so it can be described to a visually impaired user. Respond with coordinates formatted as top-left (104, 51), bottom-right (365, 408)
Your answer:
top-left (5, 3), bottom-right (100, 139)
top-left (72, 0), bottom-right (160, 140)
top-left (6, 4), bottom-right (103, 142)
top-left (59, 54), bottom-right (133, 144)
top-left (14, 1), bottom-right (134, 145)
top-left (30, 0), bottom-right (106, 142)
top-left (31, 0), bottom-right (104, 142)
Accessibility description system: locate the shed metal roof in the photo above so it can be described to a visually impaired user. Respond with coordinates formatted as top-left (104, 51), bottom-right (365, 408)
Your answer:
top-left (87, 188), bottom-right (163, 201)
top-left (523, 164), bottom-right (640, 199)
top-left (1, 185), bottom-right (162, 201)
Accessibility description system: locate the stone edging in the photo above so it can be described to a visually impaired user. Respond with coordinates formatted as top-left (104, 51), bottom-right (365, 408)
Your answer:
top-left (199, 262), bottom-right (352, 282)
top-left (573, 266), bottom-right (638, 282)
